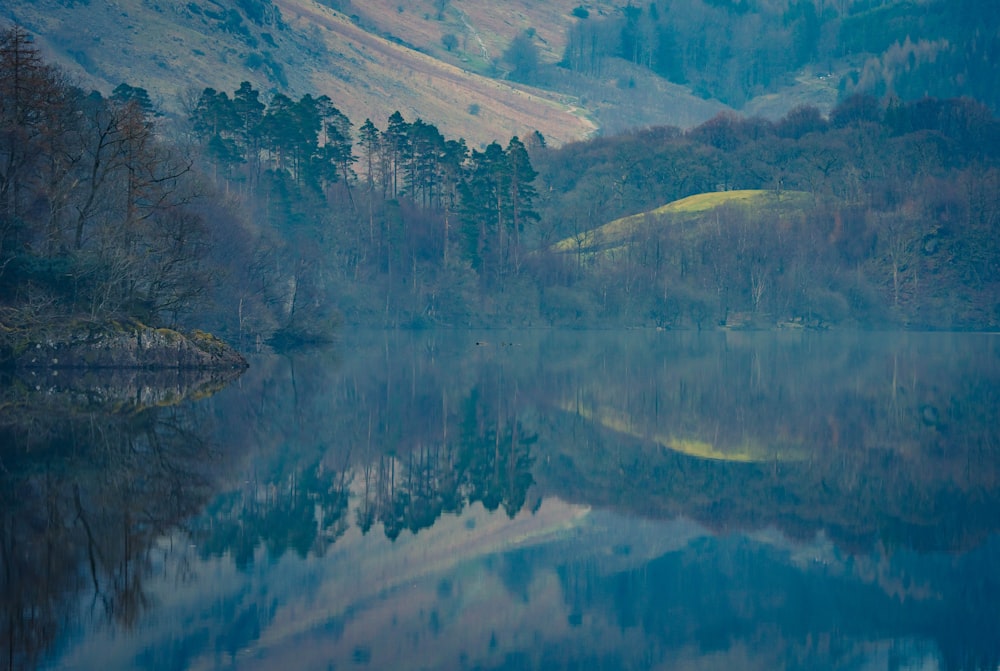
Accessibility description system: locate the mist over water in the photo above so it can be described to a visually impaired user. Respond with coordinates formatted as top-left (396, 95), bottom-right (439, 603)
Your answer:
top-left (5, 329), bottom-right (999, 671)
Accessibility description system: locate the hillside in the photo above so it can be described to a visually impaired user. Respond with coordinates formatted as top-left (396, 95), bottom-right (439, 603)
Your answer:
top-left (2, 0), bottom-right (599, 147)
top-left (8, 0), bottom-right (993, 147)
top-left (2, 10), bottom-right (999, 337)
top-left (550, 190), bottom-right (813, 256)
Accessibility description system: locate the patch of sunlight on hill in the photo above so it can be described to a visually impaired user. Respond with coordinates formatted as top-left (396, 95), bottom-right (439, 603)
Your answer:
top-left (659, 189), bottom-right (780, 213)
top-left (556, 399), bottom-right (808, 463)
top-left (551, 189), bottom-right (810, 254)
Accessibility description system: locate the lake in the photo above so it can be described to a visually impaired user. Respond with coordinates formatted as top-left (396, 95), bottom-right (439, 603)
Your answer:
top-left (4, 329), bottom-right (1000, 671)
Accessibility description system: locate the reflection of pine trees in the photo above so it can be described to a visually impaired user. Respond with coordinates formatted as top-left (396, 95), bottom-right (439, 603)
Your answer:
top-left (354, 414), bottom-right (537, 541)
top-left (459, 412), bottom-right (537, 520)
top-left (192, 460), bottom-right (351, 566)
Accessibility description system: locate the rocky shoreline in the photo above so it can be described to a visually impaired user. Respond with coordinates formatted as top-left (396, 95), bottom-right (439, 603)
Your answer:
top-left (1, 319), bottom-right (248, 370)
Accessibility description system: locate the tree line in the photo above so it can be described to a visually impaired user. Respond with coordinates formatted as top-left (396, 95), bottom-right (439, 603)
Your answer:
top-left (0, 25), bottom-right (544, 346)
top-left (185, 78), bottom-right (545, 338)
top-left (531, 95), bottom-right (1000, 329)
top-left (188, 85), bottom-right (539, 290)
top-left (557, 0), bottom-right (1000, 111)
top-left (4, 22), bottom-right (1000, 343)
top-left (0, 27), bottom-right (211, 331)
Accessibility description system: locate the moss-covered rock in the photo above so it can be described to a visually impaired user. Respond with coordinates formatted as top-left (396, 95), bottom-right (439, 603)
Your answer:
top-left (1, 319), bottom-right (248, 370)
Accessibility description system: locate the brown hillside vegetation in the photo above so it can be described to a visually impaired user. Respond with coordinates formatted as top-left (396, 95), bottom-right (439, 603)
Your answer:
top-left (276, 0), bottom-right (598, 146)
top-left (346, 0), bottom-right (619, 68)
top-left (3, 0), bottom-right (597, 147)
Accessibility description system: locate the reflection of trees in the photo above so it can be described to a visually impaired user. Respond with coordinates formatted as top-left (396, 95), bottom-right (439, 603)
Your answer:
top-left (354, 399), bottom-right (537, 541)
top-left (217, 330), bottom-right (1000, 555)
top-left (210, 331), bottom-right (999, 671)
top-left (0, 400), bottom-right (225, 671)
top-left (534, 331), bottom-right (1000, 554)
top-left (192, 460), bottom-right (352, 567)
top-left (459, 391), bottom-right (536, 519)
top-left (195, 331), bottom-right (998, 557)
top-left (275, 335), bottom-right (542, 542)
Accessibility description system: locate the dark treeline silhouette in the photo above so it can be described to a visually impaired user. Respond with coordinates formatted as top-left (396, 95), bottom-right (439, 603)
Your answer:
top-left (4, 24), bottom-right (1000, 346)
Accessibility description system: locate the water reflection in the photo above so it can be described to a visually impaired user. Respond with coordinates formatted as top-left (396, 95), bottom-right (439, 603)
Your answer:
top-left (0, 367), bottom-right (243, 671)
top-left (3, 330), bottom-right (999, 670)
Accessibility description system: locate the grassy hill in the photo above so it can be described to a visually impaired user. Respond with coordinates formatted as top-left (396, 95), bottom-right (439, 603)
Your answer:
top-left (551, 189), bottom-right (813, 257)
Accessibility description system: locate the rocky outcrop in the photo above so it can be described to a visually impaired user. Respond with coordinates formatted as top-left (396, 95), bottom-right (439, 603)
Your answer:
top-left (2, 320), bottom-right (248, 370)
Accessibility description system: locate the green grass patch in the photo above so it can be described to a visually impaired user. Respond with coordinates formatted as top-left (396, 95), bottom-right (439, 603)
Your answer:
top-left (551, 189), bottom-right (811, 254)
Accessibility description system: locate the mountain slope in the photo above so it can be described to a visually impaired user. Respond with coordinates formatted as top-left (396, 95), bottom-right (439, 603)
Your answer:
top-left (2, 0), bottom-right (598, 147)
top-left (277, 0), bottom-right (597, 146)
top-left (4, 0), bottom-right (996, 148)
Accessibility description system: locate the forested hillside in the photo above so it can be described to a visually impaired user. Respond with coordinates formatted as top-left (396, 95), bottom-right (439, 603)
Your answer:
top-left (2, 24), bottom-right (999, 354)
top-left (4, 0), bottom-right (998, 140)
top-left (532, 98), bottom-right (1000, 329)
top-left (555, 0), bottom-right (1000, 115)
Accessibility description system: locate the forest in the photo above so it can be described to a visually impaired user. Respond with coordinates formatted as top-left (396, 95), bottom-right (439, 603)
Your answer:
top-left (2, 23), bottom-right (999, 355)
top-left (551, 0), bottom-right (1000, 111)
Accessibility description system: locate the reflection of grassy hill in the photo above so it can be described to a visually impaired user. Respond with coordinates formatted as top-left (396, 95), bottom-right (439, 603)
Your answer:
top-left (555, 398), bottom-right (809, 463)
top-left (533, 331), bottom-right (1000, 555)
top-left (538, 413), bottom-right (1000, 555)
top-left (551, 189), bottom-right (811, 255)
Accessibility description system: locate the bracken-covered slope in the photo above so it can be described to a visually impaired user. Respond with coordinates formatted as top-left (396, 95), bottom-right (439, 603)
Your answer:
top-left (4, 0), bottom-right (995, 147)
top-left (1, 0), bottom-right (601, 147)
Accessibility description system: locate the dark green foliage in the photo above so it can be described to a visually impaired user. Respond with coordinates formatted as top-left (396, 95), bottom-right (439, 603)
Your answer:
top-left (193, 459), bottom-right (350, 564)
top-left (457, 138), bottom-right (538, 291)
top-left (502, 32), bottom-right (540, 83)
top-left (558, 0), bottom-right (1000, 112)
top-left (110, 82), bottom-right (156, 115)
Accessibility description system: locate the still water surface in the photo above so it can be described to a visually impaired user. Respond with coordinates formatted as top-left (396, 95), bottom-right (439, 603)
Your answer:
top-left (4, 330), bottom-right (1000, 671)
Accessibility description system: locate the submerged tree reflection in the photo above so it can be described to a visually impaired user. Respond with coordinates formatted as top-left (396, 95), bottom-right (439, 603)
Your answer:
top-left (192, 459), bottom-right (352, 566)
top-left (0, 371), bottom-right (235, 671)
top-left (354, 406), bottom-right (537, 542)
top-left (190, 343), bottom-right (539, 557)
